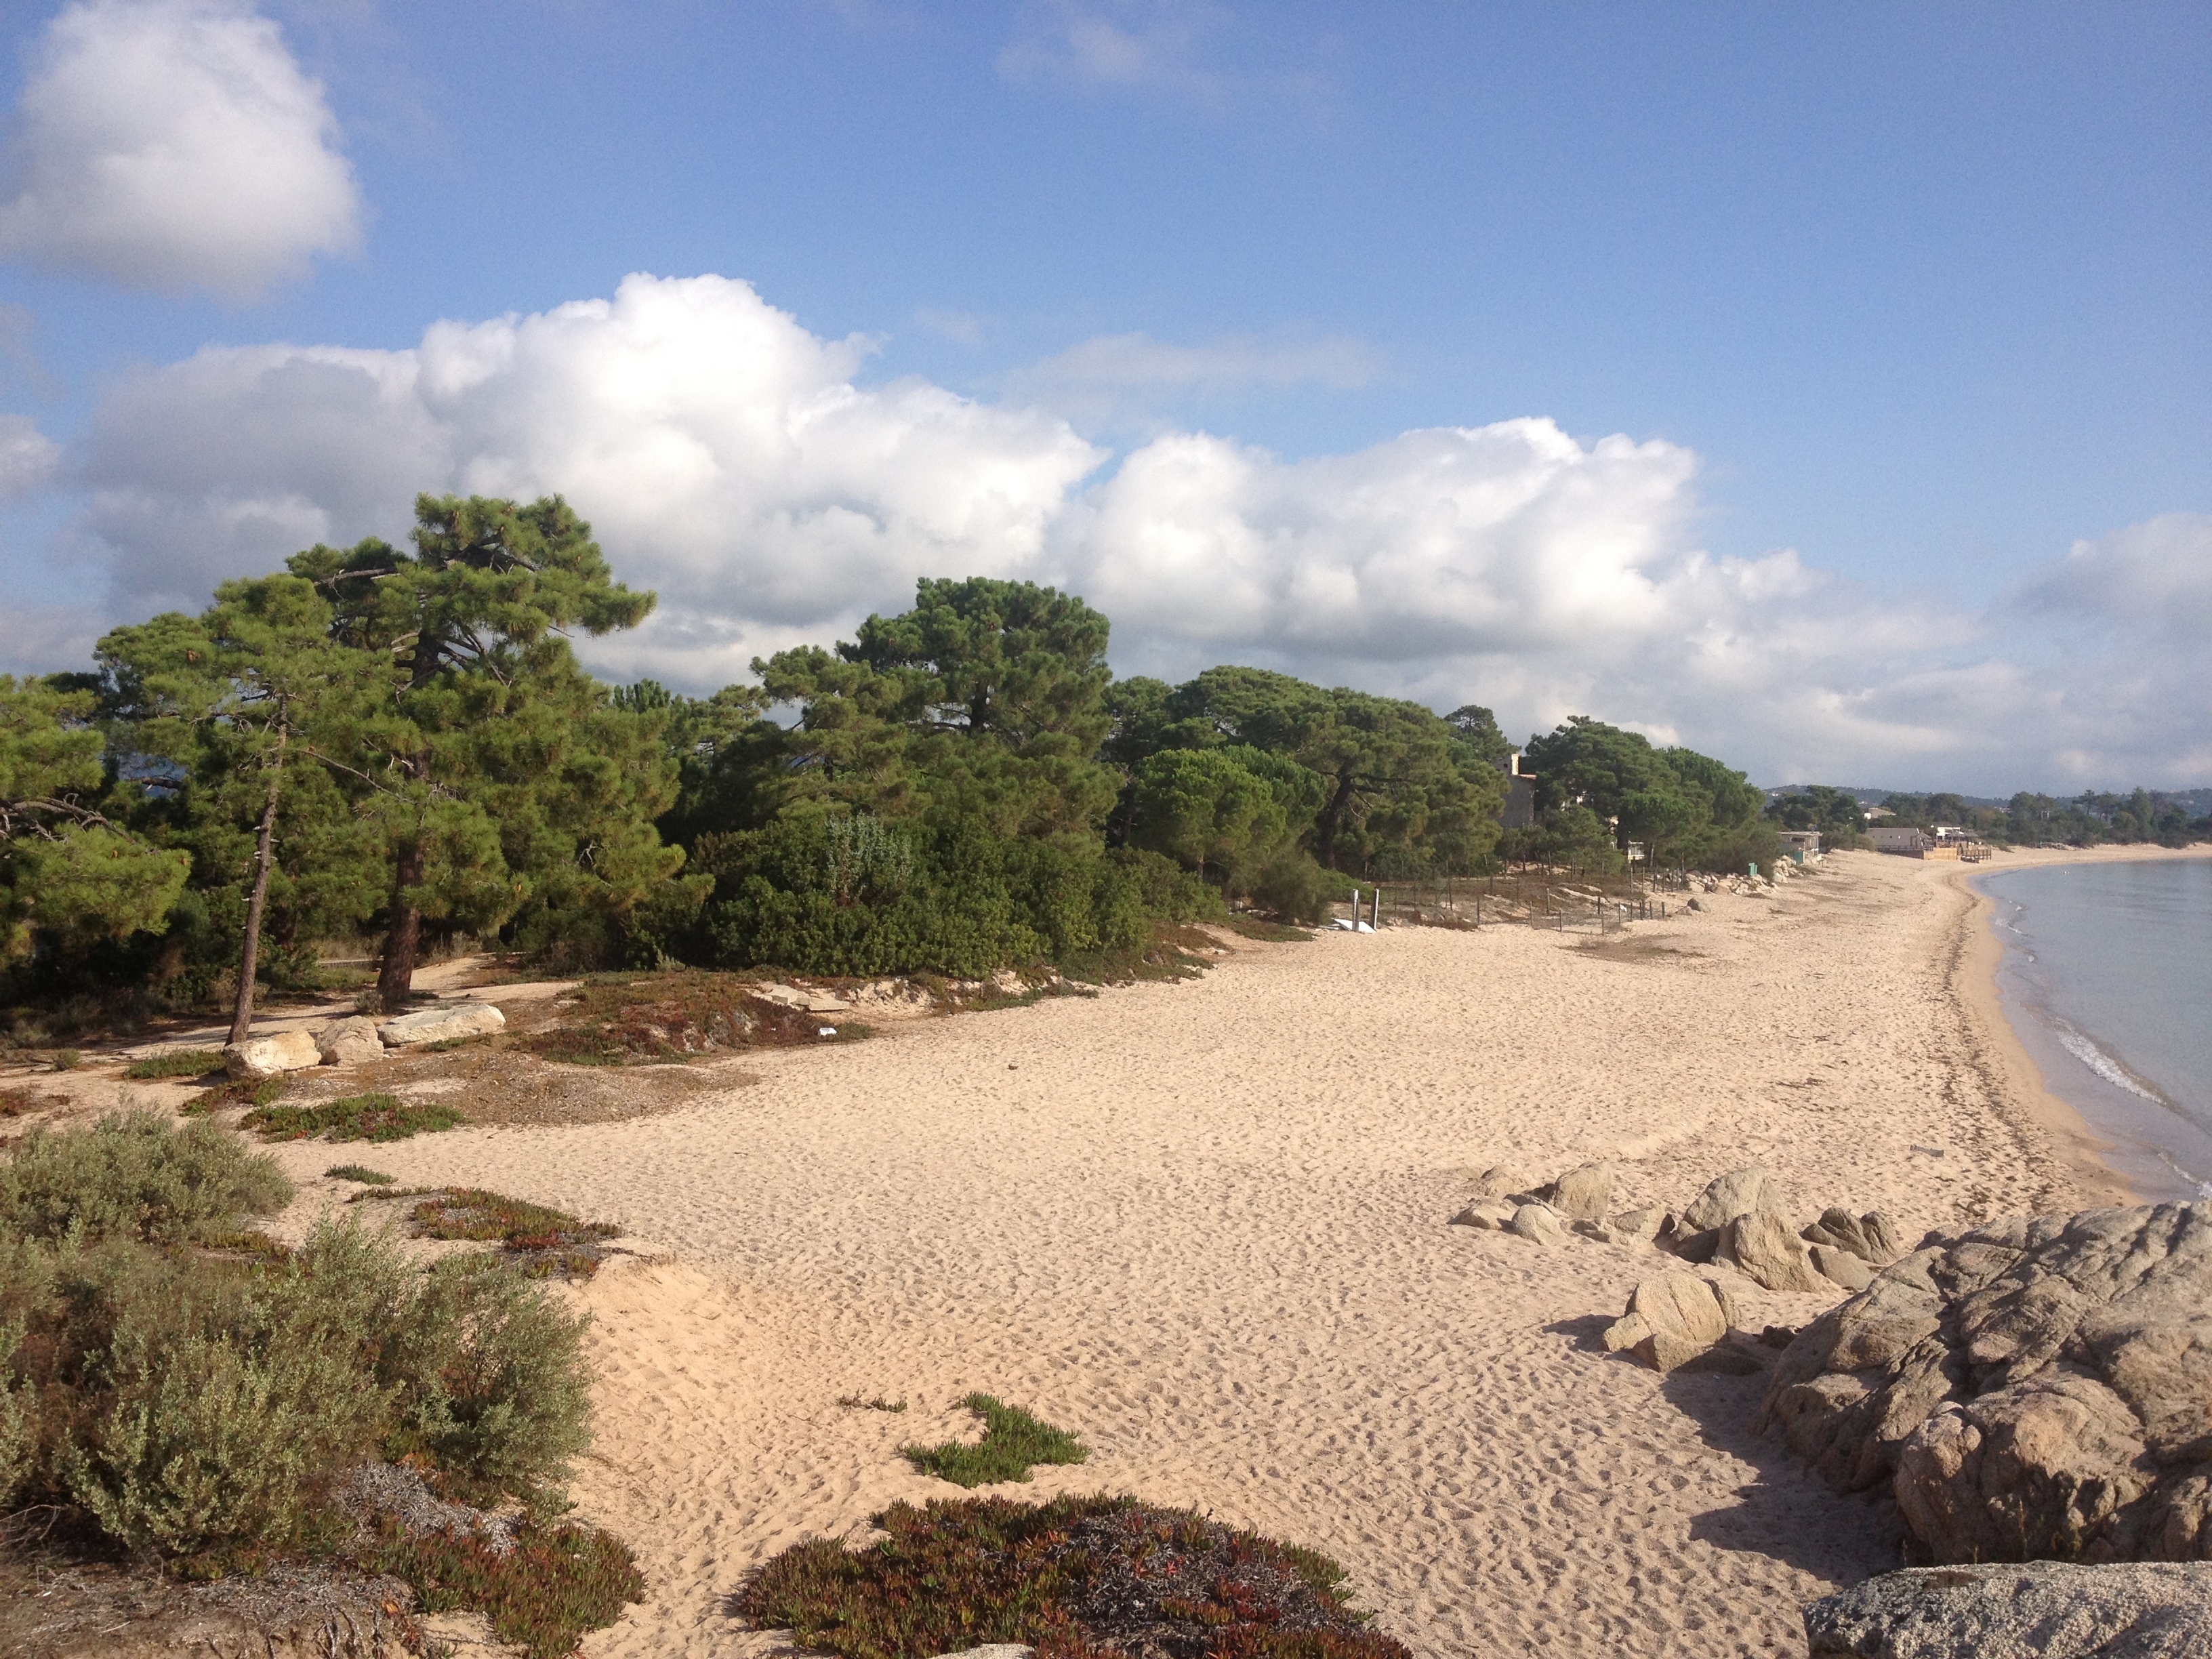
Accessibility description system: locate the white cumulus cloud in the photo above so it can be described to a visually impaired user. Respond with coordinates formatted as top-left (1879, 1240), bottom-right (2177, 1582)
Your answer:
top-left (47, 272), bottom-right (2212, 792)
top-left (73, 273), bottom-right (1106, 682)
top-left (0, 0), bottom-right (361, 300)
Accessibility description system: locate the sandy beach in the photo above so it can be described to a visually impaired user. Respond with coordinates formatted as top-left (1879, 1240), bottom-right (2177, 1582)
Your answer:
top-left (206, 846), bottom-right (2179, 1657)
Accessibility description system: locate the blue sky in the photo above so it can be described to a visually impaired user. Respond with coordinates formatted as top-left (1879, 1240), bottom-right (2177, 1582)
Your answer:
top-left (1, 1), bottom-right (2207, 791)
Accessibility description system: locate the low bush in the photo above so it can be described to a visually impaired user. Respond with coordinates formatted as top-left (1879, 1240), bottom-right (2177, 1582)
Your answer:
top-left (1249, 850), bottom-right (1338, 925)
top-left (0, 1109), bottom-right (292, 1245)
top-left (122, 1048), bottom-right (226, 1080)
top-left (182, 1074), bottom-right (287, 1116)
top-left (326, 1164), bottom-right (394, 1184)
top-left (735, 1493), bottom-right (1408, 1659)
top-left (374, 1515), bottom-right (645, 1659)
top-left (364, 1186), bottom-right (620, 1280)
top-left (242, 1092), bottom-right (465, 1143)
top-left (0, 1115), bottom-right (602, 1566)
top-left (901, 1394), bottom-right (1088, 1488)
top-left (521, 972), bottom-right (868, 1066)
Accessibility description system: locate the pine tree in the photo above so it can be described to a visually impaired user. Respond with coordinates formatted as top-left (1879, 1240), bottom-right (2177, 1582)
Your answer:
top-left (289, 494), bottom-right (670, 1008)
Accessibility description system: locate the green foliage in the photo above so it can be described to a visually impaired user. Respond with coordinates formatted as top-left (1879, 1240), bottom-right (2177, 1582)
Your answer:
top-left (1866, 785), bottom-right (2207, 850)
top-left (735, 1494), bottom-right (1408, 1659)
top-left (325, 1164), bottom-right (394, 1184)
top-left (380, 1250), bottom-right (595, 1507)
top-left (755, 577), bottom-right (1123, 842)
top-left (901, 1393), bottom-right (1089, 1488)
top-left (375, 1515), bottom-right (644, 1659)
top-left (695, 816), bottom-right (1217, 979)
top-left (1109, 667), bottom-right (1504, 876)
top-left (1250, 848), bottom-right (1336, 924)
top-left (241, 1092), bottom-right (464, 1142)
top-left (287, 493), bottom-right (676, 1004)
top-left (123, 1048), bottom-right (226, 1080)
top-left (0, 1113), bottom-right (602, 1572)
top-left (0, 1109), bottom-right (292, 1245)
top-left (1129, 747), bottom-right (1291, 891)
top-left (1764, 785), bottom-right (1868, 844)
top-left (0, 675), bottom-right (191, 966)
top-left (1520, 716), bottom-right (1772, 872)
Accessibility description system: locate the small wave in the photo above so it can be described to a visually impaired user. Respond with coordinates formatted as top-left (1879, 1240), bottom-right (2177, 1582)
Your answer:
top-left (2053, 1019), bottom-right (2166, 1105)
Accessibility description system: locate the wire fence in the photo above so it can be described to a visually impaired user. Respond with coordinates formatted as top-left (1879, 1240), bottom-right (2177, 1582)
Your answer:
top-left (1337, 870), bottom-right (1679, 936)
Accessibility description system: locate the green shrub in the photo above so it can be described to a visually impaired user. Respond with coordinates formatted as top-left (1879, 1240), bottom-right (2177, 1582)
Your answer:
top-left (694, 818), bottom-right (1218, 979)
top-left (0, 1109), bottom-right (293, 1245)
top-left (0, 1206), bottom-right (601, 1563)
top-left (242, 1092), bottom-right (464, 1143)
top-left (326, 1164), bottom-right (394, 1185)
top-left (737, 1494), bottom-right (1409, 1659)
top-left (901, 1393), bottom-right (1088, 1488)
top-left (1250, 850), bottom-right (1334, 924)
top-left (375, 1517), bottom-right (644, 1659)
top-left (122, 1048), bottom-right (226, 1080)
top-left (380, 1252), bottom-right (594, 1508)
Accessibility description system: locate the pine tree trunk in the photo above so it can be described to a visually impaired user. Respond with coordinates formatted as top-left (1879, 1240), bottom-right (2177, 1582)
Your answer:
top-left (1316, 773), bottom-right (1359, 869)
top-left (228, 738), bottom-right (285, 1046)
top-left (379, 842), bottom-right (425, 1014)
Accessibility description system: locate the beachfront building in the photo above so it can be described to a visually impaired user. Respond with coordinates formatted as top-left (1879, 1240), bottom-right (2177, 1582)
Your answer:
top-left (1870, 826), bottom-right (1928, 855)
top-left (1496, 752), bottom-right (1538, 829)
top-left (1776, 830), bottom-right (1822, 863)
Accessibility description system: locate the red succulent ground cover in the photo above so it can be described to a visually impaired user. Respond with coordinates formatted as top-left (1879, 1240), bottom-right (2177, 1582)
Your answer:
top-left (735, 1494), bottom-right (1409, 1659)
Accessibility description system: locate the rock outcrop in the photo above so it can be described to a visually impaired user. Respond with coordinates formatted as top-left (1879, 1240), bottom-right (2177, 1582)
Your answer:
top-left (222, 1029), bottom-right (322, 1080)
top-left (1761, 1203), bottom-right (2212, 1563)
top-left (377, 1003), bottom-right (505, 1048)
top-left (1803, 1561), bottom-right (2212, 1657)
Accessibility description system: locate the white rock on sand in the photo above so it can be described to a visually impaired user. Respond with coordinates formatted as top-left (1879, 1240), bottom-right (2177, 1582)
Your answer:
top-left (222, 1029), bottom-right (321, 1079)
top-left (316, 1016), bottom-right (384, 1066)
top-left (284, 850), bottom-right (2126, 1659)
top-left (378, 1003), bottom-right (506, 1048)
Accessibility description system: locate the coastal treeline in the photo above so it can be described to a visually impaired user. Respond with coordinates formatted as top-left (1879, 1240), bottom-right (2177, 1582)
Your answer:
top-left (1765, 785), bottom-right (2211, 849)
top-left (5, 493), bottom-right (1773, 1023)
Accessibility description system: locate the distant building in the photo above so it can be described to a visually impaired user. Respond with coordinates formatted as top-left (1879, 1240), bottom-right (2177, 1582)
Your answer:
top-left (1497, 752), bottom-right (1537, 829)
top-left (1870, 826), bottom-right (1927, 855)
top-left (1863, 805), bottom-right (1895, 819)
top-left (1776, 830), bottom-right (1821, 863)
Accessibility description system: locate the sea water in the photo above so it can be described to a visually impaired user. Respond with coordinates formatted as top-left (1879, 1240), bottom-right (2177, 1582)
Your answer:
top-left (1978, 859), bottom-right (2212, 1202)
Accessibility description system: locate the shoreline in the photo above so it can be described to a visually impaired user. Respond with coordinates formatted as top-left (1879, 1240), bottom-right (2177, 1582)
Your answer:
top-left (1942, 842), bottom-right (2211, 1208)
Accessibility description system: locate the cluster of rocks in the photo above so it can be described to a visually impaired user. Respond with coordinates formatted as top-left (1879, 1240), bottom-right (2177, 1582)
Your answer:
top-left (1761, 1201), bottom-right (2211, 1566)
top-left (221, 1002), bottom-right (506, 1080)
top-left (1452, 1160), bottom-right (1903, 1295)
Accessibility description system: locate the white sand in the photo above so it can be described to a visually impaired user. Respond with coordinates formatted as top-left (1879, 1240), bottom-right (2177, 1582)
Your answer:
top-left (255, 850), bottom-right (2114, 1656)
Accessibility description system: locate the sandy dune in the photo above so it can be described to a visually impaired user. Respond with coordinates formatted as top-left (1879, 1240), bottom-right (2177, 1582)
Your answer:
top-left (251, 851), bottom-right (2107, 1657)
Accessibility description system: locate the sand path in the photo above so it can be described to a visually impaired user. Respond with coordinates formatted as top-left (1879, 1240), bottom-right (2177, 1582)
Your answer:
top-left (265, 851), bottom-right (2084, 1658)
